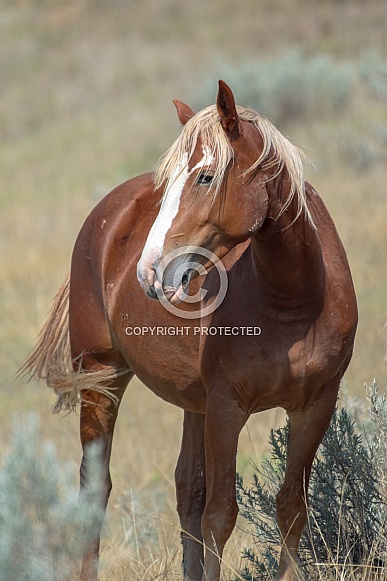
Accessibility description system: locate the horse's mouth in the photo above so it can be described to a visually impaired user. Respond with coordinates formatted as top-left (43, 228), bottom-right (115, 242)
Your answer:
top-left (157, 283), bottom-right (189, 305)
top-left (145, 283), bottom-right (186, 304)
top-left (150, 269), bottom-right (194, 305)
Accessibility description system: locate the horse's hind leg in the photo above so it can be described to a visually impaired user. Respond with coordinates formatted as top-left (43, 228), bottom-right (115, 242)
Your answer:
top-left (79, 370), bottom-right (133, 581)
top-left (175, 411), bottom-right (206, 581)
top-left (276, 378), bottom-right (339, 581)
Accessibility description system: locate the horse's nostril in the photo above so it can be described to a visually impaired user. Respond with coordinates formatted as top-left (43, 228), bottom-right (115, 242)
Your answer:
top-left (181, 271), bottom-right (190, 286)
top-left (146, 284), bottom-right (159, 300)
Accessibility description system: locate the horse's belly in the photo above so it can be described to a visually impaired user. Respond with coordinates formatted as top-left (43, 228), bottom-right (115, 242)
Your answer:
top-left (114, 317), bottom-right (206, 412)
top-left (135, 367), bottom-right (207, 413)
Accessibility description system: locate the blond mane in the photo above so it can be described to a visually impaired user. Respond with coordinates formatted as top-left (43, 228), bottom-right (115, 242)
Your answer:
top-left (155, 104), bottom-right (313, 225)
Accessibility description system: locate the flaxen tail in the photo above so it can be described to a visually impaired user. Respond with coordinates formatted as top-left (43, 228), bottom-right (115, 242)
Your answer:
top-left (18, 274), bottom-right (121, 413)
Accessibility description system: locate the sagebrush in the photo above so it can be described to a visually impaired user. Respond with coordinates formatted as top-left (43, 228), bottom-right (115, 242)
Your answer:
top-left (0, 415), bottom-right (103, 581)
top-left (236, 380), bottom-right (387, 580)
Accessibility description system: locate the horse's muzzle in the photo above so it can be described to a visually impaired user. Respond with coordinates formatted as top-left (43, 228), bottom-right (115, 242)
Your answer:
top-left (138, 253), bottom-right (194, 304)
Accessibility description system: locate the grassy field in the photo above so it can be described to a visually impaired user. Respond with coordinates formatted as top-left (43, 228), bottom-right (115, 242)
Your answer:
top-left (1, 0), bottom-right (386, 578)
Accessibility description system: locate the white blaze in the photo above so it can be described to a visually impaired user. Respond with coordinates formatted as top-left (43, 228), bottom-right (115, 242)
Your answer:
top-left (137, 147), bottom-right (213, 288)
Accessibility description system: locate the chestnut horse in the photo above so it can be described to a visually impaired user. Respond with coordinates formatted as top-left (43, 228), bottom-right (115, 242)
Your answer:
top-left (21, 81), bottom-right (357, 581)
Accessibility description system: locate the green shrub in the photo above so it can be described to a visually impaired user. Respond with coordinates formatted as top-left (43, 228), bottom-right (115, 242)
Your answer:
top-left (0, 415), bottom-right (102, 581)
top-left (195, 50), bottom-right (355, 127)
top-left (360, 53), bottom-right (387, 101)
top-left (338, 128), bottom-right (385, 173)
top-left (236, 381), bottom-right (387, 580)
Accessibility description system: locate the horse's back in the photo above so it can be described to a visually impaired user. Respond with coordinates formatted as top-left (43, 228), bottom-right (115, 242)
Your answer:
top-left (306, 182), bottom-right (357, 341)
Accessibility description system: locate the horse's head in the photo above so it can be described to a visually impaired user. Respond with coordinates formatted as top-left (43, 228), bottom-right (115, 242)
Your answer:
top-left (137, 80), bottom-right (308, 305)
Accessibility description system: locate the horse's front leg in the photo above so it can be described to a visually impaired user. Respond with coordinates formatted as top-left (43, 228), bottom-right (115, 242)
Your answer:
top-left (201, 392), bottom-right (248, 581)
top-left (276, 378), bottom-right (339, 581)
top-left (79, 373), bottom-right (131, 581)
top-left (175, 411), bottom-right (206, 581)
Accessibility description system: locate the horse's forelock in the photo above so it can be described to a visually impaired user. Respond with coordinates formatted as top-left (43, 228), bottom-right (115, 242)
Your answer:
top-left (155, 106), bottom-right (233, 200)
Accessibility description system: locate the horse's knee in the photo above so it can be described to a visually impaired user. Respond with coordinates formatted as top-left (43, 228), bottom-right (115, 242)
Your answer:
top-left (276, 480), bottom-right (307, 537)
top-left (201, 497), bottom-right (239, 547)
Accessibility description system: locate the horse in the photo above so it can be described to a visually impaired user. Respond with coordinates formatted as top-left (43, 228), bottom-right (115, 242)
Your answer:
top-left (20, 80), bottom-right (357, 581)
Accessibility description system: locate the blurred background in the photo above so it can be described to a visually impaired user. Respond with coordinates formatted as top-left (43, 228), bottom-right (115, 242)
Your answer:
top-left (1, 0), bottom-right (386, 578)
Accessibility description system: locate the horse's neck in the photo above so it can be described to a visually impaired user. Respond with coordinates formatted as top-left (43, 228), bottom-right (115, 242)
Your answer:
top-left (251, 183), bottom-right (325, 311)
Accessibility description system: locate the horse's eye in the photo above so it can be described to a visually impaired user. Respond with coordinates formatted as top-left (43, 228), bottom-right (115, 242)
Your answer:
top-left (197, 173), bottom-right (214, 186)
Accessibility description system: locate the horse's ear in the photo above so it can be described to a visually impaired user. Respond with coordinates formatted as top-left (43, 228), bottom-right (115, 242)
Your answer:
top-left (217, 80), bottom-right (240, 136)
top-left (173, 100), bottom-right (196, 125)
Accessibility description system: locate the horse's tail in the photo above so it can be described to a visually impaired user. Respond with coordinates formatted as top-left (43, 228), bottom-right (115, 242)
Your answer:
top-left (17, 274), bottom-right (121, 413)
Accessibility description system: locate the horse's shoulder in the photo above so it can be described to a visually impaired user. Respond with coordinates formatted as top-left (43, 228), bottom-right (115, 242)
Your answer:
top-left (72, 172), bottom-right (159, 266)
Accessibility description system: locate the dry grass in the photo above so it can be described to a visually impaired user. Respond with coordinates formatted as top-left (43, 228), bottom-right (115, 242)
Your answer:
top-left (1, 0), bottom-right (386, 578)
